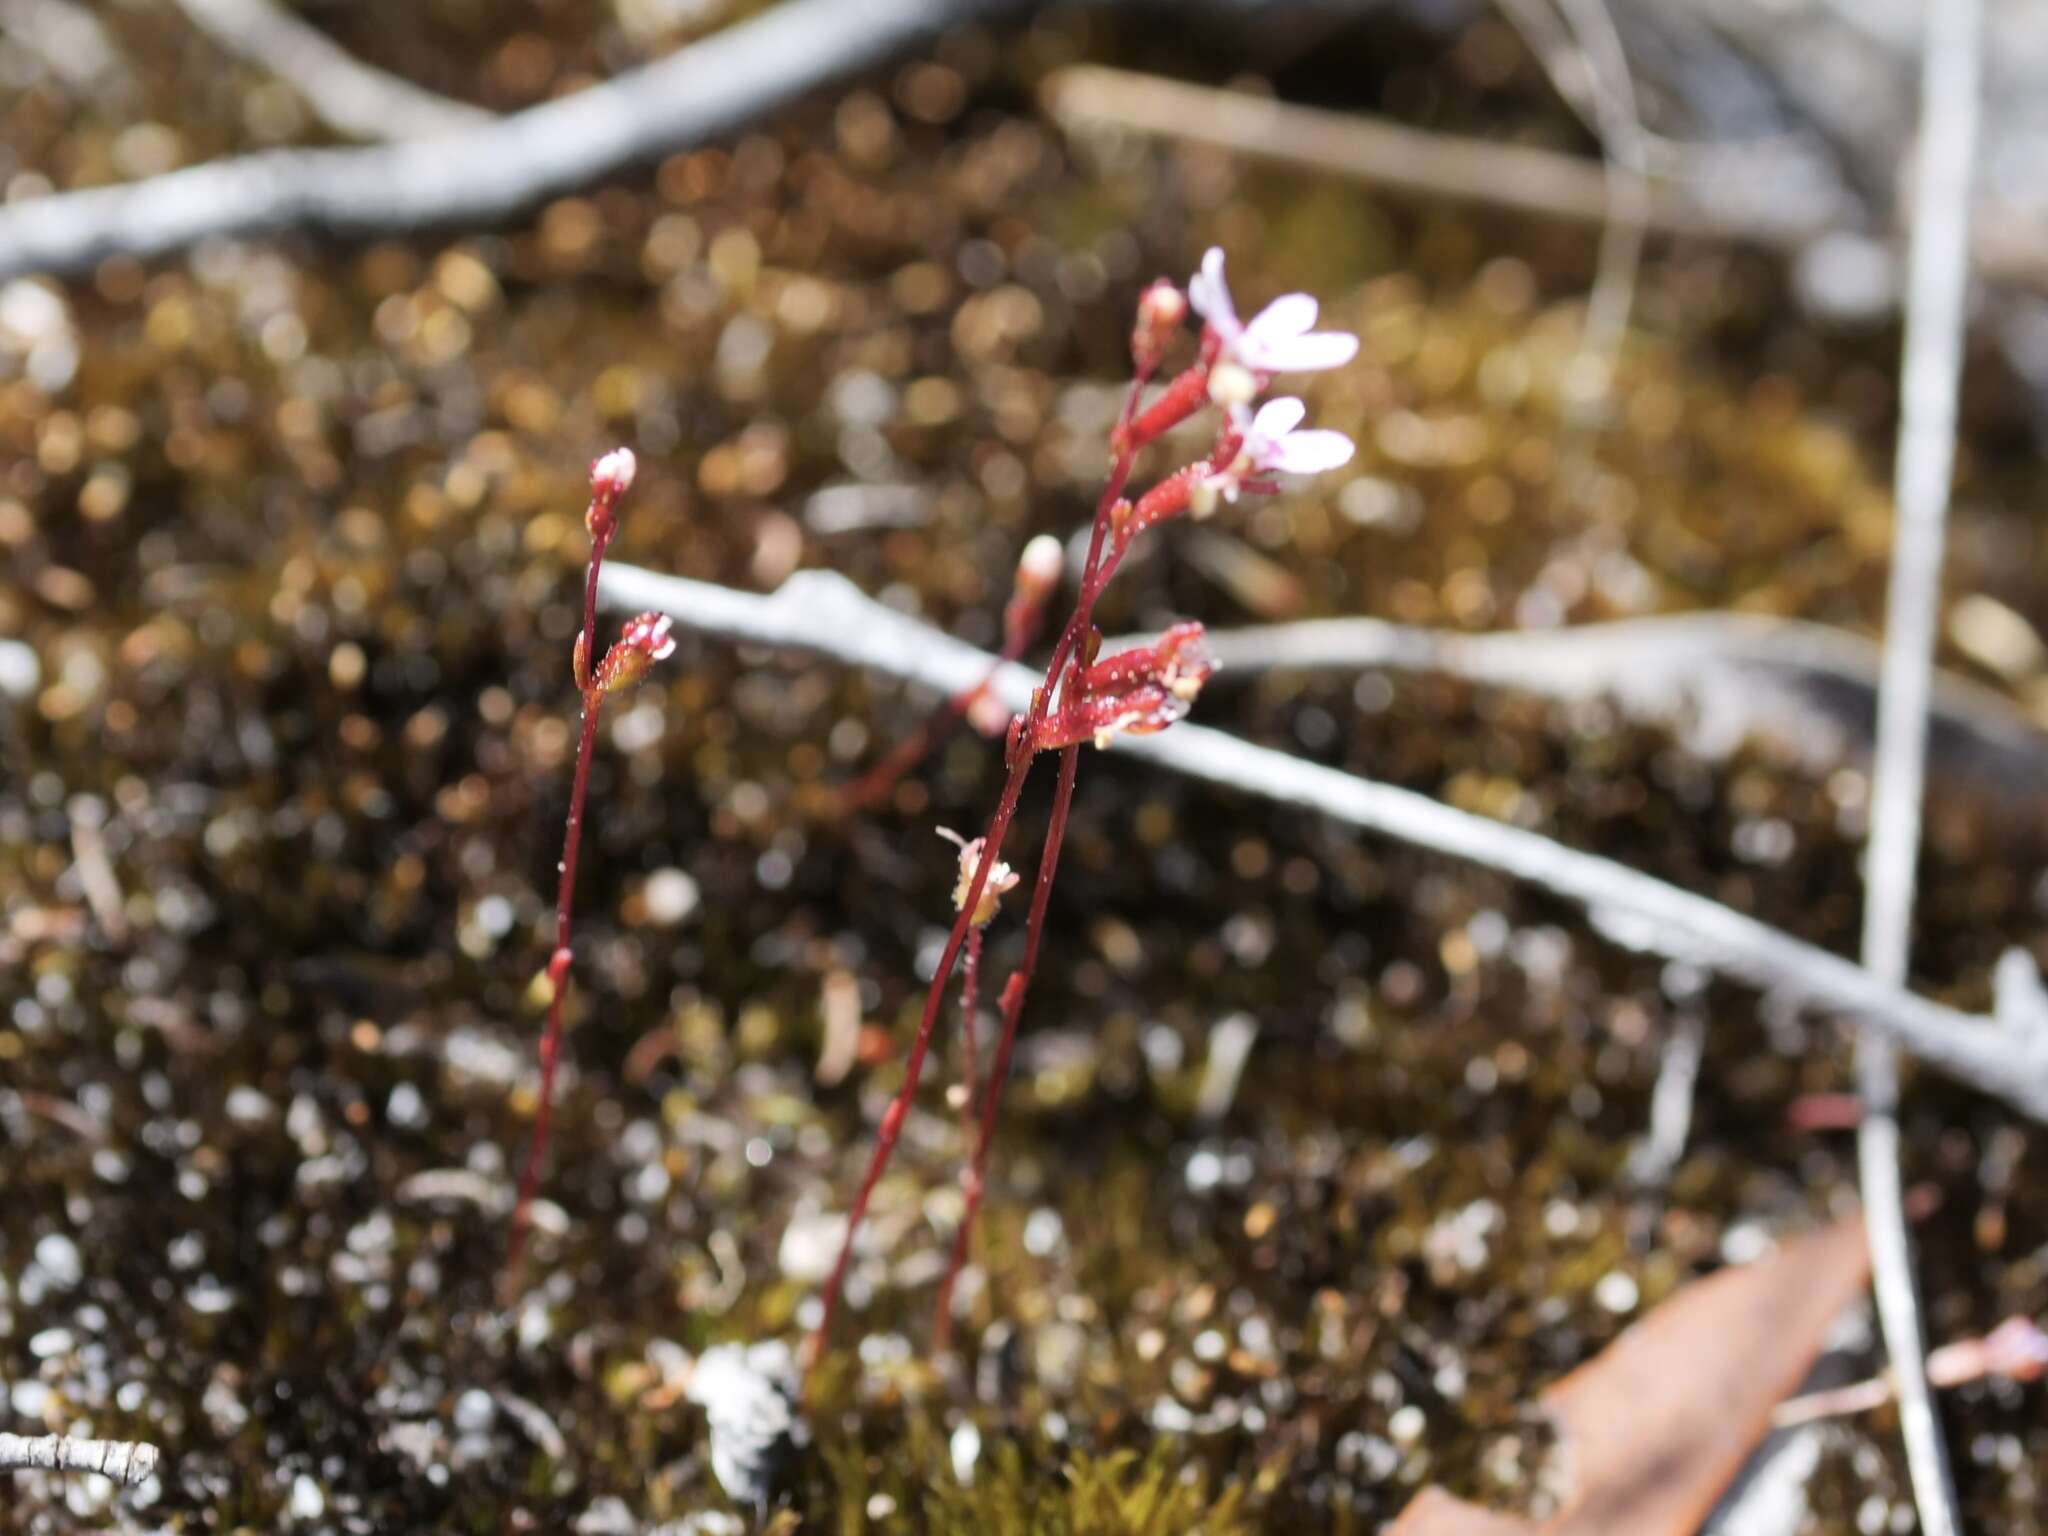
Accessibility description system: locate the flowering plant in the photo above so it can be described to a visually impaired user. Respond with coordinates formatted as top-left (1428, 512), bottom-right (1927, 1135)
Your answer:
top-left (503, 448), bottom-right (679, 1292)
top-left (808, 249), bottom-right (1358, 1362)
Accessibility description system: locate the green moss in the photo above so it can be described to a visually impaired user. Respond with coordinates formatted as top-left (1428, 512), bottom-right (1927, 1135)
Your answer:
top-left (812, 1422), bottom-right (1258, 1535)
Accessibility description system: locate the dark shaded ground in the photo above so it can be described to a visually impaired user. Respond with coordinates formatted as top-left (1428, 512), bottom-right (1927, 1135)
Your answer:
top-left (2, 3), bottom-right (2047, 1531)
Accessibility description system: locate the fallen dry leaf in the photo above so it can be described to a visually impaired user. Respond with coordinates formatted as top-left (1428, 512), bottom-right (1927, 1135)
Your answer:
top-left (1388, 1214), bottom-right (1871, 1536)
top-left (1386, 1486), bottom-right (1541, 1536)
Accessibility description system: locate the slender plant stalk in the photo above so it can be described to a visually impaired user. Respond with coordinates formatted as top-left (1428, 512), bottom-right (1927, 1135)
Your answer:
top-left (503, 685), bottom-right (604, 1295)
top-left (930, 377), bottom-right (1154, 1343)
top-left (841, 537), bottom-right (1064, 816)
top-left (801, 761), bottom-right (1036, 1372)
top-left (957, 925), bottom-right (982, 1125)
top-left (840, 686), bottom-right (992, 814)
top-left (841, 648), bottom-right (1024, 816)
top-left (1853, 3), bottom-right (1980, 1531)
top-left (503, 449), bottom-right (673, 1299)
top-left (934, 741), bottom-right (1080, 1348)
top-left (810, 376), bottom-right (1148, 1367)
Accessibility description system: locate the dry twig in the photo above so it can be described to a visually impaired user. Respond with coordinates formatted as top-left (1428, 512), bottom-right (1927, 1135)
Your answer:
top-left (0, 1431), bottom-right (159, 1486)
top-left (0, 0), bottom-right (997, 281)
top-left (1184, 610), bottom-right (2048, 798)
top-left (1043, 61), bottom-right (2048, 297)
top-left (1041, 65), bottom-right (1827, 250)
top-left (1494, 0), bottom-right (1646, 431)
top-left (172, 0), bottom-right (491, 143)
top-left (1853, 1), bottom-right (1982, 1530)
top-left (595, 560), bottom-right (2048, 1124)
top-left (0, 0), bottom-right (125, 95)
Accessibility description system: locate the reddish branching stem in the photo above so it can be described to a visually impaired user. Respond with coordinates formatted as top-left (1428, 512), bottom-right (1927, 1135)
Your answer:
top-left (931, 389), bottom-right (1150, 1348)
top-left (1774, 1315), bottom-right (2048, 1428)
top-left (806, 249), bottom-right (1357, 1372)
top-left (800, 761), bottom-right (1035, 1373)
top-left (838, 535), bottom-right (1065, 816)
top-left (934, 742), bottom-right (1079, 1350)
top-left (956, 925), bottom-right (983, 1141)
top-left (503, 449), bottom-right (673, 1300)
top-left (807, 374), bottom-right (1151, 1371)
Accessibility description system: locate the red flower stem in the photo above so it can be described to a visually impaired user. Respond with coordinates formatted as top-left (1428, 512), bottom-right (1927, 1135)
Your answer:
top-left (1115, 364), bottom-right (1208, 453)
top-left (958, 925), bottom-right (982, 1132)
top-left (805, 359), bottom-right (1154, 1375)
top-left (930, 378), bottom-right (1150, 1346)
top-left (842, 522), bottom-right (1064, 815)
top-left (1029, 377), bottom-right (1152, 721)
top-left (503, 522), bottom-right (613, 1298)
top-left (933, 740), bottom-right (1079, 1349)
top-left (837, 626), bottom-right (1036, 816)
top-left (802, 762), bottom-right (1034, 1374)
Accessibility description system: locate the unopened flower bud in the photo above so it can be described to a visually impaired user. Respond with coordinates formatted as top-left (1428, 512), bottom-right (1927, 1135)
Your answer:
top-left (1131, 278), bottom-right (1188, 374)
top-left (1002, 533), bottom-right (1067, 653)
top-left (594, 611), bottom-right (676, 694)
top-left (966, 689), bottom-right (1012, 738)
top-left (1014, 534), bottom-right (1063, 603)
top-left (1207, 361), bottom-right (1257, 407)
top-left (591, 447), bottom-right (637, 500)
top-left (587, 446), bottom-right (637, 539)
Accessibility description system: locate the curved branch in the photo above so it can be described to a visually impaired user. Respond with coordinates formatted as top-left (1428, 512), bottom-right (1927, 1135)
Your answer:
top-left (173, 0), bottom-right (491, 143)
top-left (0, 0), bottom-right (126, 96)
top-left (0, 0), bottom-right (991, 281)
top-left (1184, 611), bottom-right (2048, 799)
top-left (595, 559), bottom-right (2048, 1124)
top-left (1853, 0), bottom-right (1983, 1529)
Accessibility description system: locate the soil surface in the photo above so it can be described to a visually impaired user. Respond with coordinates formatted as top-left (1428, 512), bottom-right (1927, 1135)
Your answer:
top-left (3, 3), bottom-right (2046, 1531)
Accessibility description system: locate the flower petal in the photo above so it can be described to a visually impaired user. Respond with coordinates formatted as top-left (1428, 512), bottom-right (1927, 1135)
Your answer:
top-left (1244, 293), bottom-right (1318, 341)
top-left (1267, 428), bottom-right (1355, 476)
top-left (1247, 329), bottom-right (1358, 374)
top-left (1188, 247), bottom-right (1236, 331)
top-left (1250, 396), bottom-right (1307, 441)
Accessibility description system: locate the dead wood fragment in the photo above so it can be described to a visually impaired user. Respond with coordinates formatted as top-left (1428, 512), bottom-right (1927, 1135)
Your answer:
top-left (172, 0), bottom-right (492, 144)
top-left (0, 1431), bottom-right (160, 1486)
top-left (1388, 1485), bottom-right (1539, 1536)
top-left (598, 560), bottom-right (2048, 1124)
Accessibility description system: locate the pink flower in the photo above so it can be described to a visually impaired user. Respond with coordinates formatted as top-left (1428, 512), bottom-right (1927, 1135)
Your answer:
top-left (1187, 248), bottom-right (1358, 389)
top-left (1193, 398), bottom-right (1354, 515)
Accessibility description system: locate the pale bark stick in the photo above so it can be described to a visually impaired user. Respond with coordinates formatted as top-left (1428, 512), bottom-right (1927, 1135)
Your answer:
top-left (0, 1431), bottom-right (159, 1486)
top-left (0, 0), bottom-right (994, 281)
top-left (1853, 0), bottom-right (1982, 1529)
top-left (595, 559), bottom-right (2048, 1124)
top-left (173, 0), bottom-right (492, 143)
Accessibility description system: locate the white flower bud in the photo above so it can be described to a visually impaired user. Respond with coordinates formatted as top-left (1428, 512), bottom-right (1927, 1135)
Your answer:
top-left (1207, 362), bottom-right (1256, 407)
top-left (1015, 534), bottom-right (1064, 599)
top-left (591, 447), bottom-right (637, 499)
